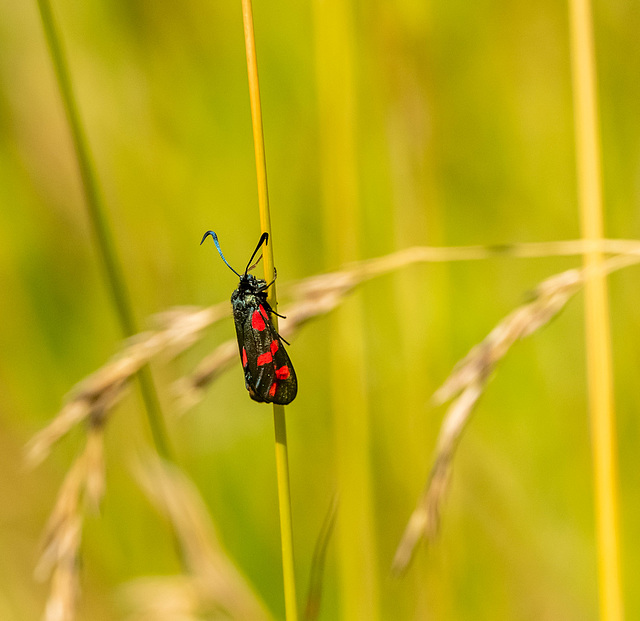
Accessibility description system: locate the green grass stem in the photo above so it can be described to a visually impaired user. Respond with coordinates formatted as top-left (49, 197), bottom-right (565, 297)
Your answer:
top-left (240, 2), bottom-right (298, 619)
top-left (36, 0), bottom-right (171, 460)
top-left (313, 1), bottom-right (379, 618)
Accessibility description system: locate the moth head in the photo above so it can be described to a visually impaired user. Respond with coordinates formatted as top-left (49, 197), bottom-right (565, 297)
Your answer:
top-left (238, 272), bottom-right (263, 293)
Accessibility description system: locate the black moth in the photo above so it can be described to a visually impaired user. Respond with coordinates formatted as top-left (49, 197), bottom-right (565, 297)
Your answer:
top-left (200, 231), bottom-right (297, 405)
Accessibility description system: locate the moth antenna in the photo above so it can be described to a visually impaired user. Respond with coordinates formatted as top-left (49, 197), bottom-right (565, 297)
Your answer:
top-left (200, 231), bottom-right (242, 278)
top-left (247, 253), bottom-right (264, 272)
top-left (244, 232), bottom-right (269, 275)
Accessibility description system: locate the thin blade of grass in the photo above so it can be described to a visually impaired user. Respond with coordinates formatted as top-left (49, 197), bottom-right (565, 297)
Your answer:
top-left (313, 0), bottom-right (380, 617)
top-left (35, 0), bottom-right (171, 460)
top-left (240, 2), bottom-right (298, 619)
top-left (304, 493), bottom-right (338, 621)
top-left (569, 0), bottom-right (623, 618)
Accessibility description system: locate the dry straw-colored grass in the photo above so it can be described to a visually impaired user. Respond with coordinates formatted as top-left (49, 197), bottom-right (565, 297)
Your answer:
top-left (27, 239), bottom-right (640, 465)
top-left (392, 251), bottom-right (640, 573)
top-left (121, 456), bottom-right (271, 621)
top-left (27, 240), bottom-right (640, 620)
top-left (35, 428), bottom-right (105, 621)
top-left (25, 303), bottom-right (228, 467)
top-left (392, 268), bottom-right (582, 572)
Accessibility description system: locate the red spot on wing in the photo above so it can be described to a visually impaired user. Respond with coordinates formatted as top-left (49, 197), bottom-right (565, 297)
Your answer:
top-left (259, 305), bottom-right (269, 320)
top-left (257, 352), bottom-right (273, 366)
top-left (270, 340), bottom-right (279, 355)
top-left (242, 347), bottom-right (248, 368)
top-left (268, 382), bottom-right (277, 398)
top-left (275, 366), bottom-right (290, 380)
top-left (251, 310), bottom-right (266, 331)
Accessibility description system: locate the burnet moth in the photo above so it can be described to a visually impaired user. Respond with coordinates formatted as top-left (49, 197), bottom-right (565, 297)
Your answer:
top-left (200, 231), bottom-right (298, 405)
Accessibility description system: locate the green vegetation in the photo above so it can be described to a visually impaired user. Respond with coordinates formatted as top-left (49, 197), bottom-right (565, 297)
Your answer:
top-left (1, 0), bottom-right (638, 619)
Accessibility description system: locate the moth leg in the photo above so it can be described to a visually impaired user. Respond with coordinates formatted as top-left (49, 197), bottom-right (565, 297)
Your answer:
top-left (259, 267), bottom-right (278, 292)
top-left (262, 305), bottom-right (290, 344)
top-left (261, 299), bottom-right (287, 321)
top-left (265, 308), bottom-right (290, 345)
top-left (259, 299), bottom-right (287, 322)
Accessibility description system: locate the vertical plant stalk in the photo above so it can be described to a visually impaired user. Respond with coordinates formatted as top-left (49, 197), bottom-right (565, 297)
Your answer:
top-left (36, 0), bottom-right (171, 460)
top-left (313, 1), bottom-right (379, 619)
top-left (384, 27), bottom-right (447, 616)
top-left (241, 2), bottom-right (298, 620)
top-left (568, 1), bottom-right (623, 619)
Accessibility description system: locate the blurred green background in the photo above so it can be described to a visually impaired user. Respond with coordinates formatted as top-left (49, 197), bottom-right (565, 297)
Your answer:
top-left (1, 0), bottom-right (639, 619)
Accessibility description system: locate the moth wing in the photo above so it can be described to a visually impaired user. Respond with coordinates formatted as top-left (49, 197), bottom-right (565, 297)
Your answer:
top-left (239, 304), bottom-right (297, 405)
top-left (237, 308), bottom-right (271, 403)
top-left (267, 333), bottom-right (297, 405)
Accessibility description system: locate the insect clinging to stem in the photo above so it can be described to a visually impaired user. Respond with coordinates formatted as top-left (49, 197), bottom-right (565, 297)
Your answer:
top-left (200, 230), bottom-right (298, 405)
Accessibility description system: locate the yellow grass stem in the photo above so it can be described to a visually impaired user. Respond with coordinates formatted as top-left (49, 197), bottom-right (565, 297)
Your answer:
top-left (568, 1), bottom-right (623, 619)
top-left (36, 0), bottom-right (171, 460)
top-left (240, 2), bottom-right (298, 619)
top-left (313, 1), bottom-right (379, 618)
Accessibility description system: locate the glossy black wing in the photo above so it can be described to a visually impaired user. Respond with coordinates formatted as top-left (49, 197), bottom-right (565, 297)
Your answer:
top-left (237, 303), bottom-right (297, 405)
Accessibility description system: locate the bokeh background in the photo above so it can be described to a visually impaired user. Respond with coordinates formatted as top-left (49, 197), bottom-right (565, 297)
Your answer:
top-left (1, 0), bottom-right (639, 619)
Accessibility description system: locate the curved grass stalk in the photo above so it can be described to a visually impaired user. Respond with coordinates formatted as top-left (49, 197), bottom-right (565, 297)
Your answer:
top-left (393, 252), bottom-right (638, 575)
top-left (29, 240), bottom-right (640, 468)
